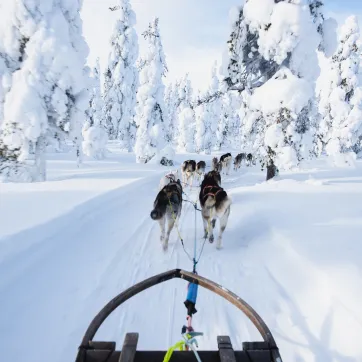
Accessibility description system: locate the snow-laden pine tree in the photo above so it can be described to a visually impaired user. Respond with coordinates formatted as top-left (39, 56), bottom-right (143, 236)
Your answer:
top-left (0, 2), bottom-right (29, 126)
top-left (221, 3), bottom-right (280, 93)
top-left (0, 0), bottom-right (89, 182)
top-left (196, 65), bottom-right (221, 155)
top-left (177, 74), bottom-right (195, 152)
top-left (134, 18), bottom-right (169, 164)
top-left (220, 91), bottom-right (241, 150)
top-left (195, 91), bottom-right (206, 154)
top-left (207, 62), bottom-right (226, 151)
top-left (239, 0), bottom-right (322, 180)
top-left (82, 59), bottom-right (108, 159)
top-left (164, 81), bottom-right (179, 144)
top-left (318, 16), bottom-right (362, 165)
top-left (103, 0), bottom-right (138, 151)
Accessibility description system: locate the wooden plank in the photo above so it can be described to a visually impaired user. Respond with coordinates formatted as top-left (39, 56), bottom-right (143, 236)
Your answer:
top-left (218, 336), bottom-right (237, 362)
top-left (85, 350), bottom-right (273, 362)
top-left (119, 333), bottom-right (139, 362)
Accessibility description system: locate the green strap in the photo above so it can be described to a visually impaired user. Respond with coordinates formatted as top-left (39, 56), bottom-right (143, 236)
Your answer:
top-left (163, 340), bottom-right (186, 362)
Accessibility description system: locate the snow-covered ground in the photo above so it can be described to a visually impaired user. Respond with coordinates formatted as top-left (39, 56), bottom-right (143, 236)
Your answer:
top-left (1, 148), bottom-right (362, 362)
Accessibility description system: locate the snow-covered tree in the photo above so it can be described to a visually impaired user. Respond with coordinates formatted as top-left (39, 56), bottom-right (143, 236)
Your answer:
top-left (318, 16), bottom-right (362, 165)
top-left (221, 2), bottom-right (280, 93)
top-left (0, 0), bottom-right (89, 182)
top-left (164, 81), bottom-right (179, 143)
top-left (195, 91), bottom-right (206, 153)
top-left (220, 91), bottom-right (241, 150)
top-left (134, 18), bottom-right (168, 164)
top-left (82, 59), bottom-right (107, 159)
top-left (195, 64), bottom-right (221, 154)
top-left (178, 107), bottom-right (196, 153)
top-left (103, 0), bottom-right (138, 151)
top-left (239, 0), bottom-right (322, 180)
top-left (177, 74), bottom-right (196, 152)
top-left (0, 2), bottom-right (29, 126)
top-left (206, 63), bottom-right (225, 151)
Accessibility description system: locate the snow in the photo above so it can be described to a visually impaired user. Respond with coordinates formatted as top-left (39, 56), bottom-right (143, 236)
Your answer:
top-left (254, 1), bottom-right (320, 83)
top-left (228, 6), bottom-right (242, 27)
top-left (322, 17), bottom-right (338, 58)
top-left (243, 0), bottom-right (274, 32)
top-left (1, 149), bottom-right (362, 362)
top-left (250, 67), bottom-right (313, 115)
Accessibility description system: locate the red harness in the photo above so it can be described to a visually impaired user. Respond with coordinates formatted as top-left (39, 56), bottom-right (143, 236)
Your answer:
top-left (165, 174), bottom-right (176, 181)
top-left (202, 185), bottom-right (223, 200)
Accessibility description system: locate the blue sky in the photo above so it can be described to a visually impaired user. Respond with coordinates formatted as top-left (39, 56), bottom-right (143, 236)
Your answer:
top-left (82, 0), bottom-right (362, 91)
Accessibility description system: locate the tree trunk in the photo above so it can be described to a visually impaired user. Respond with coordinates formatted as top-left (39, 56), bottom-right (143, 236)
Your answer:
top-left (266, 164), bottom-right (276, 181)
top-left (74, 137), bottom-right (83, 168)
top-left (34, 136), bottom-right (47, 182)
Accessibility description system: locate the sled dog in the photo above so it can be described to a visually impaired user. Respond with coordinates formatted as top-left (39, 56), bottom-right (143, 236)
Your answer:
top-left (246, 153), bottom-right (255, 166)
top-left (234, 153), bottom-right (246, 171)
top-left (207, 169), bottom-right (221, 186)
top-left (199, 171), bottom-right (231, 249)
top-left (220, 153), bottom-right (232, 175)
top-left (150, 180), bottom-right (183, 251)
top-left (212, 157), bottom-right (222, 173)
top-left (159, 170), bottom-right (180, 191)
top-left (195, 161), bottom-right (206, 181)
top-left (181, 160), bottom-right (196, 188)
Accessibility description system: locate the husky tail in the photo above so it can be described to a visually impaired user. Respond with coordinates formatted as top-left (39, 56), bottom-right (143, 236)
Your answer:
top-left (150, 192), bottom-right (168, 220)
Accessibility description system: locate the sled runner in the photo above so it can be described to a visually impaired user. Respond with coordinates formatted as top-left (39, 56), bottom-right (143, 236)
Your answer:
top-left (75, 269), bottom-right (283, 362)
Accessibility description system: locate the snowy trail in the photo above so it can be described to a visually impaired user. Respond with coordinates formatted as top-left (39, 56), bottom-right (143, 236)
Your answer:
top-left (1, 161), bottom-right (362, 362)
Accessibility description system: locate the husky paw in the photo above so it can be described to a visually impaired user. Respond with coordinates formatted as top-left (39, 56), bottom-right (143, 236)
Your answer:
top-left (162, 242), bottom-right (168, 252)
top-left (216, 243), bottom-right (223, 250)
top-left (209, 235), bottom-right (214, 243)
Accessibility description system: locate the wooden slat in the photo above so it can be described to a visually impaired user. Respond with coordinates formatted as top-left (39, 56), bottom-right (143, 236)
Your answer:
top-left (218, 336), bottom-right (237, 362)
top-left (119, 333), bottom-right (139, 362)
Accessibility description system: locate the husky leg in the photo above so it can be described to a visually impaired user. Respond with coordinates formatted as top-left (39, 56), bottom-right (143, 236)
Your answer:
top-left (202, 215), bottom-right (209, 239)
top-left (202, 209), bottom-right (214, 243)
top-left (164, 215), bottom-right (175, 251)
top-left (209, 217), bottom-right (215, 243)
top-left (217, 206), bottom-right (230, 249)
top-left (158, 217), bottom-right (166, 246)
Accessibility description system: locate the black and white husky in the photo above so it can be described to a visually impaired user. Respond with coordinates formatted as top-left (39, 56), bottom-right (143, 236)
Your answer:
top-left (246, 153), bottom-right (254, 166)
top-left (220, 153), bottom-right (232, 175)
top-left (151, 180), bottom-right (183, 251)
top-left (181, 160), bottom-right (196, 188)
top-left (195, 161), bottom-right (206, 181)
top-left (199, 171), bottom-right (231, 249)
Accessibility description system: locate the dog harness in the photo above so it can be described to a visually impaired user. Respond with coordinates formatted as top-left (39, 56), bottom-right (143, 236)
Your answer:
top-left (202, 185), bottom-right (223, 201)
top-left (165, 174), bottom-right (176, 181)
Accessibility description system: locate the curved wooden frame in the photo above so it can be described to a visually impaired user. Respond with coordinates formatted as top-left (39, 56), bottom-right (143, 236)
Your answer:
top-left (77, 269), bottom-right (282, 362)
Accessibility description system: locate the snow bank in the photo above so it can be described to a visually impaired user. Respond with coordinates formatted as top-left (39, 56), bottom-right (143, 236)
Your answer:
top-left (149, 144), bottom-right (175, 166)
